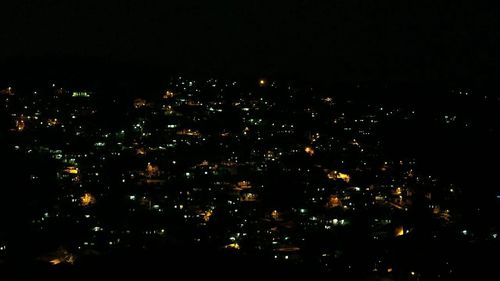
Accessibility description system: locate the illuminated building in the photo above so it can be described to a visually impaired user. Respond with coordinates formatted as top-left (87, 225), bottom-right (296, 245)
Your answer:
top-left (327, 170), bottom-right (350, 183)
top-left (203, 210), bottom-right (213, 222)
top-left (240, 192), bottom-right (258, 202)
top-left (393, 187), bottom-right (402, 195)
top-left (304, 146), bottom-right (315, 156)
top-left (325, 195), bottom-right (342, 208)
top-left (47, 118), bottom-right (59, 127)
top-left (136, 147), bottom-right (146, 155)
top-left (176, 129), bottom-right (201, 136)
top-left (1, 86), bottom-right (14, 95)
top-left (225, 243), bottom-right (240, 250)
top-left (163, 90), bottom-right (175, 99)
top-left (271, 210), bottom-right (281, 221)
top-left (395, 225), bottom-right (404, 237)
top-left (234, 181), bottom-right (252, 191)
top-left (72, 91), bottom-right (91, 98)
top-left (81, 193), bottom-right (96, 206)
top-left (133, 98), bottom-right (147, 108)
top-left (16, 119), bottom-right (25, 131)
top-left (64, 166), bottom-right (79, 175)
top-left (146, 163), bottom-right (160, 177)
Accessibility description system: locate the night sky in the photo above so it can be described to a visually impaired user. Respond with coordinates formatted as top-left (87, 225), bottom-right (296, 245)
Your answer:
top-left (1, 1), bottom-right (498, 83)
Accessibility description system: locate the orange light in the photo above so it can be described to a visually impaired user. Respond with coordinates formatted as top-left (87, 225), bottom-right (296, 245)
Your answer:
top-left (81, 193), bottom-right (96, 206)
top-left (304, 146), bottom-right (315, 156)
top-left (146, 162), bottom-right (159, 177)
top-left (64, 166), bottom-right (79, 174)
top-left (235, 181), bottom-right (251, 190)
top-left (49, 258), bottom-right (62, 265)
top-left (136, 147), bottom-right (146, 155)
top-left (203, 210), bottom-right (213, 222)
top-left (271, 210), bottom-right (280, 220)
top-left (325, 195), bottom-right (342, 208)
top-left (395, 225), bottom-right (404, 237)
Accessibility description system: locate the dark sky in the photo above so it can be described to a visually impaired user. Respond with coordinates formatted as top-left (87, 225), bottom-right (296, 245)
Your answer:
top-left (0, 1), bottom-right (498, 83)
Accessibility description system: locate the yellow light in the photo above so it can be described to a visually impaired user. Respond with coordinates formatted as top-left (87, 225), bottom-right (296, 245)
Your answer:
top-left (235, 181), bottom-right (251, 190)
top-left (47, 118), bottom-right (58, 127)
top-left (327, 171), bottom-right (350, 183)
top-left (81, 193), bottom-right (95, 206)
top-left (304, 146), bottom-right (315, 156)
top-left (337, 173), bottom-right (350, 182)
top-left (259, 79), bottom-right (266, 86)
top-left (225, 243), bottom-right (240, 250)
top-left (64, 166), bottom-right (79, 174)
top-left (395, 225), bottom-right (404, 237)
top-left (203, 210), bottom-right (213, 222)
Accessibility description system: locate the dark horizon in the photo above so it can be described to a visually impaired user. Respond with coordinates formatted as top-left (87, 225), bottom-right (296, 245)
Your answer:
top-left (1, 1), bottom-right (499, 87)
top-left (1, 55), bottom-right (498, 96)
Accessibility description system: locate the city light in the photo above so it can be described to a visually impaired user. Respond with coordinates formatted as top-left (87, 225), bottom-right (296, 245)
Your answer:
top-left (81, 193), bottom-right (96, 206)
top-left (327, 171), bottom-right (350, 183)
top-left (304, 146), bottom-right (315, 156)
top-left (0, 74), bottom-right (489, 277)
